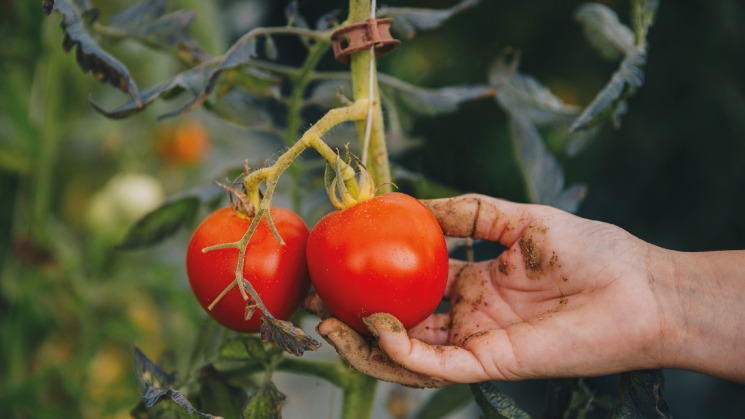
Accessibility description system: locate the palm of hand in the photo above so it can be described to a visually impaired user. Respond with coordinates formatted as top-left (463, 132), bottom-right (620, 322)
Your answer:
top-left (316, 195), bottom-right (665, 385)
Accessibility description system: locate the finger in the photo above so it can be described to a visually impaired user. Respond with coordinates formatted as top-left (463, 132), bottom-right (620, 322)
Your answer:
top-left (421, 194), bottom-right (556, 247)
top-left (303, 292), bottom-right (332, 319)
top-left (408, 313), bottom-right (451, 345)
top-left (363, 313), bottom-right (498, 382)
top-left (317, 317), bottom-right (450, 388)
top-left (444, 259), bottom-right (468, 298)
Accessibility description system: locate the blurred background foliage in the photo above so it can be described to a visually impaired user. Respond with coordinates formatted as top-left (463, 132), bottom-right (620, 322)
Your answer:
top-left (1, 0), bottom-right (744, 418)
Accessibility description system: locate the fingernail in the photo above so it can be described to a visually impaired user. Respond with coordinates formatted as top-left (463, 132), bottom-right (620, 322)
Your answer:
top-left (363, 313), bottom-right (404, 337)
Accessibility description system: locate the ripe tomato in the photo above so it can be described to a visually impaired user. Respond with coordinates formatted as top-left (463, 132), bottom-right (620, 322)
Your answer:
top-left (307, 193), bottom-right (449, 334)
top-left (186, 207), bottom-right (310, 333)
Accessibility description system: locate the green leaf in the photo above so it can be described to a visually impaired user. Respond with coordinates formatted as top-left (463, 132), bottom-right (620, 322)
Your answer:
top-left (384, 76), bottom-right (495, 116)
top-left (489, 49), bottom-right (600, 156)
top-left (490, 52), bottom-right (579, 125)
top-left (90, 59), bottom-right (215, 119)
top-left (609, 370), bottom-right (671, 419)
top-left (574, 3), bottom-right (634, 60)
top-left (414, 384), bottom-right (473, 419)
top-left (242, 381), bottom-right (285, 419)
top-left (569, 47), bottom-right (646, 133)
top-left (631, 0), bottom-right (659, 45)
top-left (508, 114), bottom-right (586, 213)
top-left (134, 346), bottom-right (174, 392)
top-left (571, 0), bottom-right (658, 133)
top-left (197, 365), bottom-right (248, 419)
top-left (133, 347), bottom-right (221, 418)
top-left (379, 0), bottom-right (480, 39)
top-left (470, 381), bottom-right (531, 419)
top-left (48, 0), bottom-right (141, 104)
top-left (117, 196), bottom-right (200, 250)
top-left (105, 0), bottom-right (208, 64)
top-left (260, 316), bottom-right (321, 357)
top-left (90, 32), bottom-right (281, 120)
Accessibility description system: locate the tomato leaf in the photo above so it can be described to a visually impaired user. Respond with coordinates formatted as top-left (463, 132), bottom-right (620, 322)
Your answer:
top-left (470, 381), bottom-right (531, 419)
top-left (260, 316), bottom-right (321, 356)
top-left (117, 196), bottom-right (200, 250)
top-left (508, 113), bottom-right (586, 213)
top-left (569, 48), bottom-right (646, 133)
top-left (379, 0), bottom-right (480, 39)
top-left (134, 346), bottom-right (174, 392)
top-left (609, 370), bottom-right (671, 419)
top-left (574, 3), bottom-right (634, 61)
top-left (197, 365), bottom-right (249, 419)
top-left (489, 49), bottom-right (600, 157)
top-left (413, 384), bottom-right (473, 419)
top-left (105, 0), bottom-right (208, 64)
top-left (243, 381), bottom-right (285, 419)
top-left (570, 0), bottom-right (658, 133)
top-left (47, 0), bottom-right (142, 105)
top-left (133, 347), bottom-right (221, 418)
top-left (90, 33), bottom-right (281, 120)
top-left (388, 82), bottom-right (496, 117)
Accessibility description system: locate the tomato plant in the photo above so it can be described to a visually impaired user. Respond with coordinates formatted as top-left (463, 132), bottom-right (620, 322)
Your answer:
top-left (186, 207), bottom-right (310, 333)
top-left (307, 192), bottom-right (449, 334)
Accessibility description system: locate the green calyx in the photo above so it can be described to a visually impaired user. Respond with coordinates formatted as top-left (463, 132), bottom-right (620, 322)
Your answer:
top-left (325, 150), bottom-right (375, 210)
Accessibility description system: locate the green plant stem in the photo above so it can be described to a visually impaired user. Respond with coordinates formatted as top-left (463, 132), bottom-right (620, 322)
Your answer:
top-left (348, 0), bottom-right (392, 193)
top-left (285, 40), bottom-right (332, 212)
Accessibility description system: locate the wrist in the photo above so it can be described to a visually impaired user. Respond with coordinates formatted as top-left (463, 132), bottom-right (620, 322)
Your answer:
top-left (649, 248), bottom-right (745, 382)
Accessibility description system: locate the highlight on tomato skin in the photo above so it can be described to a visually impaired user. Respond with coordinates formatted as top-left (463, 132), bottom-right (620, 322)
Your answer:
top-left (306, 192), bottom-right (449, 335)
top-left (185, 207), bottom-right (311, 333)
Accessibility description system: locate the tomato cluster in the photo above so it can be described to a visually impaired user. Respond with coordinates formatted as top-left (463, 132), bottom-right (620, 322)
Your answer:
top-left (186, 193), bottom-right (448, 336)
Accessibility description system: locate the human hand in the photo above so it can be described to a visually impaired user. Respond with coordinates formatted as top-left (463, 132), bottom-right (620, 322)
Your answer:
top-left (309, 194), bottom-right (670, 386)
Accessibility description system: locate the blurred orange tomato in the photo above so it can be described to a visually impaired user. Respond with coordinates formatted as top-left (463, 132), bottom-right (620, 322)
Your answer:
top-left (156, 120), bottom-right (210, 165)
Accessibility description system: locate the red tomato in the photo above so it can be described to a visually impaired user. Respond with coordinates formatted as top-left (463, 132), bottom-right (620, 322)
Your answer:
top-left (307, 193), bottom-right (449, 334)
top-left (186, 207), bottom-right (310, 333)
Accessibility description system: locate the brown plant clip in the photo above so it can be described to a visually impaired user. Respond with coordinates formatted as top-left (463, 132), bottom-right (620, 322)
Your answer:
top-left (331, 18), bottom-right (400, 64)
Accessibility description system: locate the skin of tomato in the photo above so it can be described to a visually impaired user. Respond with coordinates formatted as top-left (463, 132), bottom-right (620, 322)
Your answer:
top-left (307, 193), bottom-right (449, 335)
top-left (186, 207), bottom-right (310, 333)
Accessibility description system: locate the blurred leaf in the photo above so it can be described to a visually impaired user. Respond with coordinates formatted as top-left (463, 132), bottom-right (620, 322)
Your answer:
top-left (631, 0), bottom-right (659, 44)
top-left (198, 365), bottom-right (248, 419)
top-left (91, 28), bottom-right (283, 120)
top-left (117, 196), bottom-right (200, 249)
top-left (508, 114), bottom-right (586, 213)
top-left (471, 381), bottom-right (531, 419)
top-left (42, 0), bottom-right (56, 15)
top-left (285, 1), bottom-right (309, 29)
top-left (49, 0), bottom-right (141, 104)
top-left (134, 346), bottom-right (174, 392)
top-left (218, 336), bottom-right (278, 363)
top-left (393, 167), bottom-right (461, 199)
top-left (243, 381), bottom-right (285, 419)
top-left (571, 0), bottom-right (658, 133)
top-left (414, 384), bottom-right (473, 419)
top-left (90, 59), bottom-right (215, 119)
top-left (379, 0), bottom-right (480, 39)
top-left (134, 347), bottom-right (220, 418)
top-left (609, 370), bottom-right (671, 419)
top-left (574, 3), bottom-right (634, 60)
top-left (489, 49), bottom-right (600, 156)
top-left (509, 114), bottom-right (586, 212)
top-left (569, 47), bottom-right (646, 132)
top-left (490, 50), bottom-right (579, 126)
top-left (386, 80), bottom-right (495, 116)
top-left (105, 0), bottom-right (208, 64)
top-left (260, 316), bottom-right (321, 356)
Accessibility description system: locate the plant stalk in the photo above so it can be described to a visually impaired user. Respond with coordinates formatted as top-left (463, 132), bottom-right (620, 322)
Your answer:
top-left (348, 0), bottom-right (392, 193)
